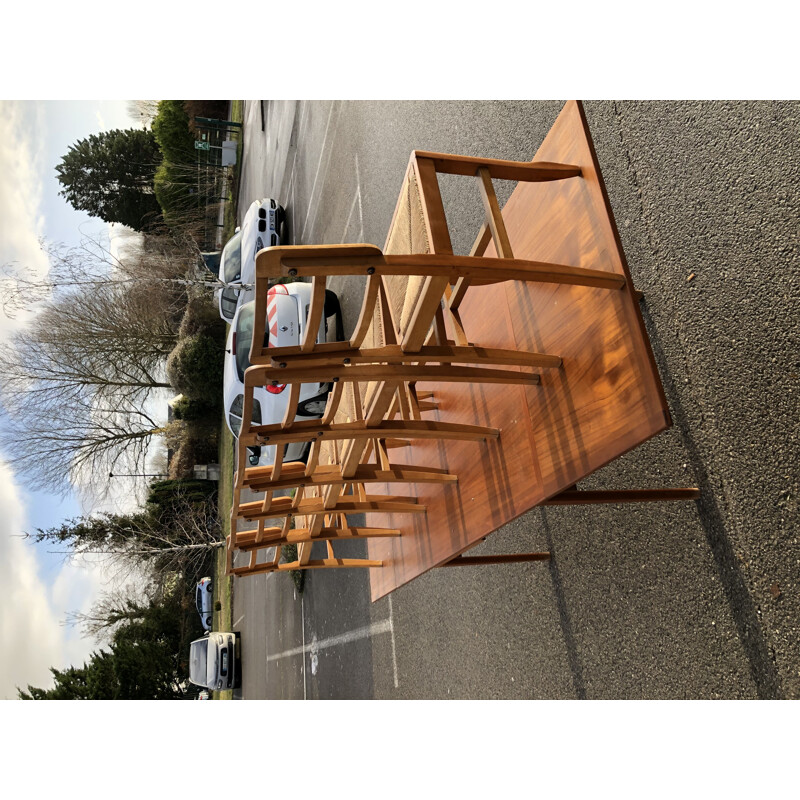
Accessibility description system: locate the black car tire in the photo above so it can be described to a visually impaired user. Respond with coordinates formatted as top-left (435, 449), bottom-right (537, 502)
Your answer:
top-left (324, 290), bottom-right (345, 341)
top-left (206, 616), bottom-right (212, 628)
top-left (296, 389), bottom-right (330, 418)
top-left (206, 583), bottom-right (213, 592)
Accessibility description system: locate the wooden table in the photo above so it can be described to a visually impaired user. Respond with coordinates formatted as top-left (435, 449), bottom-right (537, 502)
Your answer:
top-left (366, 101), bottom-right (679, 601)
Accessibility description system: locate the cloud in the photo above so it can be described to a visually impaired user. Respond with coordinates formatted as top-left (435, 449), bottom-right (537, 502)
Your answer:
top-left (95, 110), bottom-right (106, 132)
top-left (0, 459), bottom-right (105, 698)
top-left (0, 101), bottom-right (50, 336)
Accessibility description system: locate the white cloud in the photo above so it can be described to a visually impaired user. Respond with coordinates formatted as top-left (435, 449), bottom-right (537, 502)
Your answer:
top-left (95, 110), bottom-right (106, 132)
top-left (0, 460), bottom-right (107, 698)
top-left (0, 100), bottom-right (50, 336)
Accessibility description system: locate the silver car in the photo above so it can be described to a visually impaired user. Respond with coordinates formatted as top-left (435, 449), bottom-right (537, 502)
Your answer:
top-left (189, 632), bottom-right (239, 691)
top-left (195, 577), bottom-right (213, 631)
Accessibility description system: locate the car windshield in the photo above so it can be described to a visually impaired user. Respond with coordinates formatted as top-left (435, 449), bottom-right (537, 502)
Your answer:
top-left (189, 639), bottom-right (209, 686)
top-left (221, 231), bottom-right (243, 283)
top-left (234, 302), bottom-right (255, 381)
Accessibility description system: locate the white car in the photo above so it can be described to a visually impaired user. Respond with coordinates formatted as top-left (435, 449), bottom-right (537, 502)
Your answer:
top-left (224, 281), bottom-right (342, 465)
top-left (189, 632), bottom-right (239, 691)
top-left (195, 577), bottom-right (213, 632)
top-left (218, 198), bottom-right (285, 323)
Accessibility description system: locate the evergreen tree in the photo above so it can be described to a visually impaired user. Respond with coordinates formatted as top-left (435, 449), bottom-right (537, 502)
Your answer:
top-left (18, 594), bottom-right (200, 699)
top-left (55, 128), bottom-right (163, 231)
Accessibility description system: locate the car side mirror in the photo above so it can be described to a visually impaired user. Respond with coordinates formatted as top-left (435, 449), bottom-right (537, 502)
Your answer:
top-left (234, 226), bottom-right (241, 233)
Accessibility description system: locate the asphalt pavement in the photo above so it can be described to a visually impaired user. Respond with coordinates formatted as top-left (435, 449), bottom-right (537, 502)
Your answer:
top-left (231, 100), bottom-right (799, 700)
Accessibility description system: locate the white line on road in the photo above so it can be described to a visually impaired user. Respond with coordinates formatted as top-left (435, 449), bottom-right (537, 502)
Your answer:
top-left (340, 154), bottom-right (364, 244)
top-left (301, 595), bottom-right (306, 701)
top-left (388, 594), bottom-right (399, 689)
top-left (266, 616), bottom-right (399, 691)
top-left (266, 619), bottom-right (393, 664)
top-left (355, 153), bottom-right (364, 241)
top-left (341, 191), bottom-right (359, 242)
top-left (301, 100), bottom-right (340, 241)
top-left (233, 614), bottom-right (244, 629)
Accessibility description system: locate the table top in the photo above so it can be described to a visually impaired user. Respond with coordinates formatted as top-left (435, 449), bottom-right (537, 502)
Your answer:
top-left (366, 101), bottom-right (671, 601)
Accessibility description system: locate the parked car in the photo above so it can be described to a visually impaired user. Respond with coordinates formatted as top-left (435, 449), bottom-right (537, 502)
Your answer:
top-left (189, 632), bottom-right (239, 691)
top-left (200, 251), bottom-right (221, 278)
top-left (218, 198), bottom-right (285, 323)
top-left (195, 577), bottom-right (213, 631)
top-left (223, 282), bottom-right (342, 464)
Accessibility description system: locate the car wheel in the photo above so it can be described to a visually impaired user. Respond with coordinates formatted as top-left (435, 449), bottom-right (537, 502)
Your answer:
top-left (276, 206), bottom-right (286, 225)
top-left (206, 583), bottom-right (213, 592)
top-left (324, 289), bottom-right (340, 318)
top-left (297, 393), bottom-right (329, 417)
top-left (206, 616), bottom-right (213, 629)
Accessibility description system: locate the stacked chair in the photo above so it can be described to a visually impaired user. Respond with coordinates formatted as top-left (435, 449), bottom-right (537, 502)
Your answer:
top-left (227, 148), bottom-right (634, 579)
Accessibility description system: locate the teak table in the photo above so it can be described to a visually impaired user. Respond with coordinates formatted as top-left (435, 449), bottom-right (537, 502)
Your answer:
top-left (364, 100), bottom-right (695, 601)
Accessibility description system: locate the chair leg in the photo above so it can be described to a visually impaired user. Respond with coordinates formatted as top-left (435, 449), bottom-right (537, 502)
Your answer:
top-left (441, 552), bottom-right (550, 566)
top-left (542, 488), bottom-right (700, 505)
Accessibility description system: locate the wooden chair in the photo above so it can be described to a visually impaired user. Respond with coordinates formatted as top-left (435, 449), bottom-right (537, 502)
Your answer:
top-left (227, 238), bottom-right (572, 576)
top-left (228, 147), bottom-right (631, 579)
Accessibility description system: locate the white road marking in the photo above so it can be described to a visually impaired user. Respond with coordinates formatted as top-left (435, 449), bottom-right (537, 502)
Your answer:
top-left (341, 191), bottom-right (359, 241)
top-left (355, 153), bottom-right (364, 241)
top-left (340, 154), bottom-right (364, 244)
top-left (388, 594), bottom-right (399, 688)
top-left (301, 100), bottom-right (341, 241)
top-left (291, 170), bottom-right (296, 243)
top-left (233, 614), bottom-right (244, 629)
top-left (266, 619), bottom-right (392, 663)
top-left (266, 616), bottom-right (399, 690)
top-left (301, 595), bottom-right (306, 701)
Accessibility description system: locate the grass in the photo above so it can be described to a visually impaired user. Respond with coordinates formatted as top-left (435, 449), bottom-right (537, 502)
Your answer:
top-left (212, 422), bottom-right (235, 700)
top-left (210, 99), bottom-right (243, 700)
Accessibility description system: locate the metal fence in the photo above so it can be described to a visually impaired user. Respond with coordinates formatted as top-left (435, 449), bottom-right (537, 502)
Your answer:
top-left (193, 117), bottom-right (243, 250)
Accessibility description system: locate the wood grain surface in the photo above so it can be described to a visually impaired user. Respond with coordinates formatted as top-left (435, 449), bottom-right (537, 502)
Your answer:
top-left (367, 101), bottom-right (671, 601)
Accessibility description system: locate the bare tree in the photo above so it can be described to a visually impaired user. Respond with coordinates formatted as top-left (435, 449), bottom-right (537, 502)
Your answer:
top-left (1, 231), bottom-right (228, 320)
top-left (63, 585), bottom-right (155, 642)
top-left (0, 228), bottom-right (232, 497)
top-left (0, 390), bottom-right (170, 493)
top-left (126, 100), bottom-right (161, 129)
top-left (0, 281), bottom-right (180, 411)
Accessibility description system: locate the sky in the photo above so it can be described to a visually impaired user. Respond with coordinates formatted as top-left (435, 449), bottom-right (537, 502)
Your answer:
top-left (0, 100), bottom-right (150, 699)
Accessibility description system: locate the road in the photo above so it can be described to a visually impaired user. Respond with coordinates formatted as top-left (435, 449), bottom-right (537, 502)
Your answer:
top-left (231, 100), bottom-right (799, 700)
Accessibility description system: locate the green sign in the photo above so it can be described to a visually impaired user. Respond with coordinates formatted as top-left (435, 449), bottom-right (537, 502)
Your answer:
top-left (194, 141), bottom-right (210, 151)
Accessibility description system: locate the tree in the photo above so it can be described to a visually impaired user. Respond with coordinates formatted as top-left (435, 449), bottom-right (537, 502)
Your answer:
top-left (27, 491), bottom-right (223, 582)
top-left (126, 99), bottom-right (160, 128)
top-left (0, 232), bottom-right (223, 496)
top-left (55, 128), bottom-right (164, 231)
top-left (151, 100), bottom-right (196, 165)
top-left (0, 392), bottom-right (170, 494)
top-left (19, 587), bottom-right (202, 699)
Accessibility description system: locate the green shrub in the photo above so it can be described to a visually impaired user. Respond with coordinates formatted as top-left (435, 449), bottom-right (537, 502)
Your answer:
top-left (166, 333), bottom-right (223, 404)
top-left (179, 293), bottom-right (226, 340)
top-left (168, 441), bottom-right (195, 479)
top-left (184, 101), bottom-right (229, 131)
top-left (152, 100), bottom-right (196, 164)
top-left (154, 161), bottom-right (200, 229)
top-left (172, 396), bottom-right (218, 422)
top-left (147, 478), bottom-right (216, 520)
top-left (185, 424), bottom-right (219, 462)
top-left (281, 544), bottom-right (305, 593)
